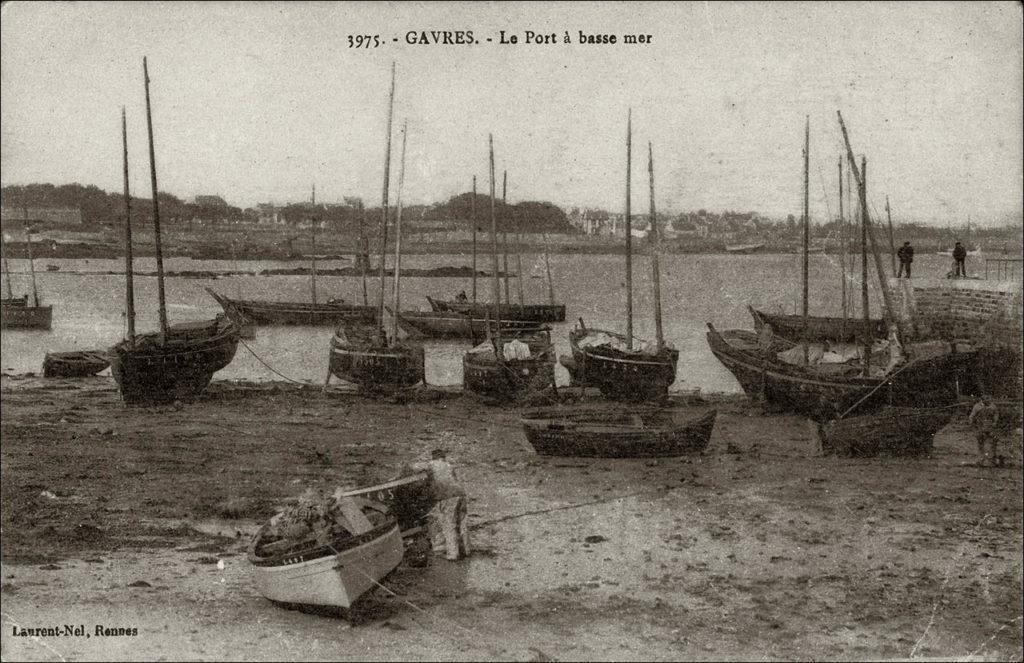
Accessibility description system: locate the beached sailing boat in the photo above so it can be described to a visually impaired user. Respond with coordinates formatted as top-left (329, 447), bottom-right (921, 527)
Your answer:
top-left (208, 186), bottom-right (376, 326)
top-left (569, 111), bottom-right (678, 402)
top-left (328, 64), bottom-right (424, 393)
top-left (109, 59), bottom-right (239, 404)
top-left (462, 136), bottom-right (556, 404)
top-left (0, 226), bottom-right (53, 330)
top-left (707, 112), bottom-right (971, 420)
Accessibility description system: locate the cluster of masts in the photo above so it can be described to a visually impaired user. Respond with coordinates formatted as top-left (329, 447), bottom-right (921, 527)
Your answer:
top-left (2, 58), bottom-right (916, 409)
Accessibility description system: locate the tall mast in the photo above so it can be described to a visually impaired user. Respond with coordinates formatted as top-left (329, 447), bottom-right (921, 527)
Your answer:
top-left (26, 227), bottom-right (39, 307)
top-left (310, 183), bottom-right (317, 305)
top-left (838, 155), bottom-right (846, 332)
top-left (390, 121), bottom-right (408, 344)
top-left (501, 170), bottom-right (510, 306)
top-left (648, 142), bottom-right (664, 352)
top-left (860, 157), bottom-right (871, 376)
top-left (802, 116), bottom-right (809, 364)
top-left (512, 180), bottom-right (525, 305)
top-left (122, 107), bottom-right (136, 343)
top-left (488, 135), bottom-right (501, 337)
top-left (885, 196), bottom-right (896, 275)
top-left (542, 235), bottom-right (555, 305)
top-left (143, 56), bottom-right (168, 334)
top-left (847, 155), bottom-right (855, 319)
top-left (837, 111), bottom-right (896, 328)
top-left (359, 201), bottom-right (368, 305)
top-left (0, 225), bottom-right (13, 299)
top-left (471, 175), bottom-right (477, 304)
top-left (376, 63), bottom-right (396, 334)
top-left (625, 108), bottom-right (633, 350)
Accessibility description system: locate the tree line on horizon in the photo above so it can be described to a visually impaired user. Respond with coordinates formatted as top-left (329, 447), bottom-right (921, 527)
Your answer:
top-left (1, 182), bottom-right (1020, 242)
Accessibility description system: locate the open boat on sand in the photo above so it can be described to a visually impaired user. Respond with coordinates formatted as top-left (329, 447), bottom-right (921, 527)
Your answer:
top-left (248, 496), bottom-right (403, 610)
top-left (521, 406), bottom-right (717, 458)
top-left (818, 406), bottom-right (954, 456)
top-left (42, 350), bottom-right (111, 377)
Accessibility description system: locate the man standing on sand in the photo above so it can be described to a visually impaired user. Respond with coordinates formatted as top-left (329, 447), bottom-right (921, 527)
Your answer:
top-left (409, 449), bottom-right (470, 560)
top-left (968, 394), bottom-right (1001, 467)
top-left (953, 241), bottom-right (967, 278)
top-left (897, 241), bottom-right (914, 278)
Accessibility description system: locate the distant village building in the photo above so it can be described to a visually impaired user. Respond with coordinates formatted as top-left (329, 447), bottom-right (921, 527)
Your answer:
top-left (0, 206), bottom-right (83, 227)
top-left (256, 203), bottom-right (283, 225)
top-left (194, 195), bottom-right (228, 207)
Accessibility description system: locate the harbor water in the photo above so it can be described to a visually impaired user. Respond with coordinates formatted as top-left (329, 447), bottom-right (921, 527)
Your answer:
top-left (0, 251), bottom-right (967, 393)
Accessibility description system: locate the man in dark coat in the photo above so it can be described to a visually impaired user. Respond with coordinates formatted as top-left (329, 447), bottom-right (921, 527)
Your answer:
top-left (896, 241), bottom-right (914, 278)
top-left (953, 241), bottom-right (967, 277)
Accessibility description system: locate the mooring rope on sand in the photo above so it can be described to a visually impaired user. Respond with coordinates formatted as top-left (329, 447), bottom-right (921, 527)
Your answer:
top-left (238, 338), bottom-right (312, 385)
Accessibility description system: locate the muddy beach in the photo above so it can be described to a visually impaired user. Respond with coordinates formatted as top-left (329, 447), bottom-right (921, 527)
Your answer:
top-left (1, 376), bottom-right (1021, 661)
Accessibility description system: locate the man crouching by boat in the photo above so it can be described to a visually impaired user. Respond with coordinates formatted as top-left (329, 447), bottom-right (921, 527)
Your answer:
top-left (403, 449), bottom-right (471, 561)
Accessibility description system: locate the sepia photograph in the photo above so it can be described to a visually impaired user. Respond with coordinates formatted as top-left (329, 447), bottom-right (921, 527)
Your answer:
top-left (1, 1), bottom-right (1021, 660)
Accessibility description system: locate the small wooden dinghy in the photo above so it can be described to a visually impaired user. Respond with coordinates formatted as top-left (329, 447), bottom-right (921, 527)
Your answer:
top-left (248, 496), bottom-right (403, 610)
top-left (520, 406), bottom-right (717, 458)
top-left (819, 406), bottom-right (954, 456)
top-left (42, 350), bottom-right (111, 377)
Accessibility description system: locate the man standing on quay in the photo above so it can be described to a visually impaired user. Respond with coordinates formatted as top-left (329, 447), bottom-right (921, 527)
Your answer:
top-left (897, 241), bottom-right (914, 278)
top-left (953, 241), bottom-right (967, 278)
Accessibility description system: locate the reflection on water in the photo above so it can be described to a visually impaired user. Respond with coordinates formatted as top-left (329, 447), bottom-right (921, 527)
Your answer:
top-left (1, 252), bottom-right (956, 393)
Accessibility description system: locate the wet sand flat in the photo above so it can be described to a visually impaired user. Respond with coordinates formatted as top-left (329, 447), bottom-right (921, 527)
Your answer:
top-left (1, 376), bottom-right (1021, 661)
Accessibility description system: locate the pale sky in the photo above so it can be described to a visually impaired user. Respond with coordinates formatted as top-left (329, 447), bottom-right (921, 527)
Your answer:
top-left (1, 1), bottom-right (1021, 226)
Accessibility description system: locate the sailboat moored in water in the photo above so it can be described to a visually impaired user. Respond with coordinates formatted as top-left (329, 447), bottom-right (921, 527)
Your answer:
top-left (109, 59), bottom-right (239, 404)
top-left (0, 227), bottom-right (53, 330)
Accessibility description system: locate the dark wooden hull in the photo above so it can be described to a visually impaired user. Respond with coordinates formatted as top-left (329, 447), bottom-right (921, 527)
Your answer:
top-left (396, 310), bottom-right (545, 339)
top-left (820, 407), bottom-right (954, 456)
top-left (427, 296), bottom-right (565, 322)
top-left (705, 324), bottom-right (969, 421)
top-left (569, 328), bottom-right (678, 402)
top-left (749, 306), bottom-right (885, 344)
top-left (109, 316), bottom-right (239, 404)
top-left (521, 407), bottom-right (717, 458)
top-left (1, 303), bottom-right (53, 329)
top-left (42, 350), bottom-right (111, 377)
top-left (462, 349), bottom-right (555, 404)
top-left (328, 335), bottom-right (424, 392)
top-left (207, 288), bottom-right (376, 326)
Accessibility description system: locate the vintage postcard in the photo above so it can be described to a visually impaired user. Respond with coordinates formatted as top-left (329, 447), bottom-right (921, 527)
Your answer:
top-left (1, 2), bottom-right (1021, 661)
